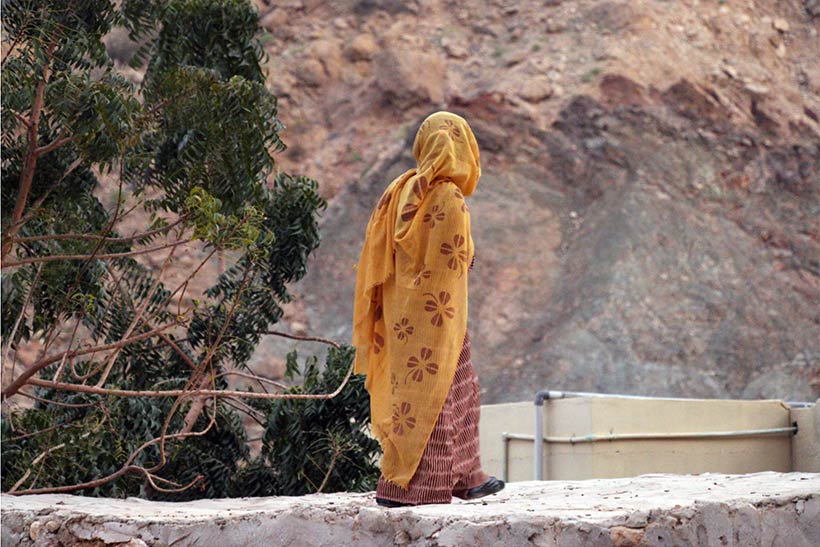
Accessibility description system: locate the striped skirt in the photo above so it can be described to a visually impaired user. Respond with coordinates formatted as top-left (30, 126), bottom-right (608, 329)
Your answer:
top-left (376, 330), bottom-right (488, 504)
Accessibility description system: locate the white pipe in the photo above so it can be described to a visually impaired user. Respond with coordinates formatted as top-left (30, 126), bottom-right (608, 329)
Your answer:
top-left (501, 432), bottom-right (509, 482)
top-left (512, 427), bottom-right (797, 445)
top-left (534, 403), bottom-right (544, 480)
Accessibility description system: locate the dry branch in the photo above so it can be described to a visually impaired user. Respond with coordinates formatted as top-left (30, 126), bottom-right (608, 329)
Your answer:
top-left (23, 360), bottom-right (354, 400)
top-left (2, 238), bottom-right (194, 268)
top-left (1, 321), bottom-right (179, 400)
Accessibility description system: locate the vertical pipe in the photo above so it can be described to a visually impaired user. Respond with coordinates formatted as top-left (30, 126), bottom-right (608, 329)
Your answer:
top-left (535, 392), bottom-right (550, 480)
top-left (535, 403), bottom-right (543, 480)
top-left (501, 433), bottom-right (509, 483)
top-left (535, 390), bottom-right (560, 480)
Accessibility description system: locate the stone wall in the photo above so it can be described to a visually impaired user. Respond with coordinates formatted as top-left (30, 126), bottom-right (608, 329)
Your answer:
top-left (2, 472), bottom-right (818, 547)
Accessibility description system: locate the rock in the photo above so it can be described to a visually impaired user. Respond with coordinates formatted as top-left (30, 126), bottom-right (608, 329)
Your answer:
top-left (28, 520), bottom-right (41, 540)
top-left (346, 34), bottom-right (378, 61)
top-left (260, 8), bottom-right (287, 30)
top-left (516, 75), bottom-right (554, 102)
top-left (45, 520), bottom-right (61, 533)
top-left (296, 58), bottom-right (327, 87)
top-left (118, 66), bottom-right (144, 85)
top-left (93, 0), bottom-right (820, 408)
top-left (102, 27), bottom-right (141, 65)
top-left (585, 2), bottom-right (635, 33)
top-left (772, 17), bottom-right (790, 32)
top-left (290, 321), bottom-right (308, 335)
top-left (309, 39), bottom-right (343, 81)
top-left (441, 36), bottom-right (469, 59)
top-left (599, 74), bottom-right (648, 107)
top-left (721, 62), bottom-right (739, 79)
top-left (373, 46), bottom-right (446, 106)
top-left (354, 0), bottom-right (415, 16)
top-left (504, 48), bottom-right (529, 67)
top-left (295, 40), bottom-right (344, 87)
top-left (546, 18), bottom-right (568, 33)
top-left (743, 82), bottom-right (770, 96)
top-left (610, 526), bottom-right (644, 546)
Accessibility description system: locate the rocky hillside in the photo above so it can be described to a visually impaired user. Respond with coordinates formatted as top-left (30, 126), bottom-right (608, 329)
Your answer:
top-left (244, 0), bottom-right (819, 404)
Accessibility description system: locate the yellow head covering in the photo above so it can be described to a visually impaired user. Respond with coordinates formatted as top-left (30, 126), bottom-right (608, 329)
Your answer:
top-left (351, 111), bottom-right (480, 487)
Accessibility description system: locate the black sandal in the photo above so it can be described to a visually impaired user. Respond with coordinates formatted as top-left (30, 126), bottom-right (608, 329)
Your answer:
top-left (454, 476), bottom-right (505, 500)
top-left (376, 497), bottom-right (413, 508)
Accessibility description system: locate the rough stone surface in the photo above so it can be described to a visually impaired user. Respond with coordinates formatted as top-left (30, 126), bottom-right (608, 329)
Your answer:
top-left (236, 0), bottom-right (820, 405)
top-left (1, 473), bottom-right (817, 547)
top-left (346, 33), bottom-right (378, 61)
top-left (372, 45), bottom-right (447, 106)
top-left (291, 85), bottom-right (820, 404)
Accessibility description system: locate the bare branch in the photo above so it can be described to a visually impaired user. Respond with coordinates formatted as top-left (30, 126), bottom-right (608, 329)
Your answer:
top-left (11, 111), bottom-right (30, 129)
top-left (316, 448), bottom-right (341, 494)
top-left (222, 396), bottom-right (266, 426)
top-left (95, 241), bottom-right (181, 387)
top-left (9, 443), bottom-right (66, 493)
top-left (25, 175), bottom-right (132, 369)
top-left (215, 370), bottom-right (288, 391)
top-left (13, 215), bottom-right (189, 245)
top-left (264, 329), bottom-right (341, 348)
top-left (1, 422), bottom-right (79, 444)
top-left (180, 376), bottom-right (212, 435)
top-left (141, 470), bottom-right (203, 494)
top-left (2, 238), bottom-right (194, 268)
top-left (1, 321), bottom-right (179, 400)
top-left (2, 41), bottom-right (55, 261)
top-left (7, 402), bottom-right (218, 496)
top-left (17, 391), bottom-right (99, 409)
top-left (51, 315), bottom-right (83, 383)
top-left (23, 360), bottom-right (354, 400)
top-left (3, 262), bottom-right (44, 379)
top-left (34, 135), bottom-right (73, 157)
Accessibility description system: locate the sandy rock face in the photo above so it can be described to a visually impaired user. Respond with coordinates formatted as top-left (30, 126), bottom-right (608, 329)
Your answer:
top-left (91, 0), bottom-right (819, 404)
top-left (346, 33), bottom-right (378, 61)
top-left (373, 45), bottom-right (447, 106)
top-left (2, 473), bottom-right (818, 547)
top-left (241, 0), bottom-right (820, 404)
top-left (288, 81), bottom-right (819, 404)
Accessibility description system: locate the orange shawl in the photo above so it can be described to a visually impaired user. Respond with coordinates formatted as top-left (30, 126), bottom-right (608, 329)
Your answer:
top-left (351, 111), bottom-right (481, 487)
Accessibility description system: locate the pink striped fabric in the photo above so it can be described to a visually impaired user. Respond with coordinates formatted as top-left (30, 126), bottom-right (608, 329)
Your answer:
top-left (375, 329), bottom-right (488, 504)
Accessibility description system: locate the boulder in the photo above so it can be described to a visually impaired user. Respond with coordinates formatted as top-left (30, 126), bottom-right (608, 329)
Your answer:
top-left (516, 75), bottom-right (554, 102)
top-left (372, 45), bottom-right (446, 106)
top-left (346, 34), bottom-right (378, 61)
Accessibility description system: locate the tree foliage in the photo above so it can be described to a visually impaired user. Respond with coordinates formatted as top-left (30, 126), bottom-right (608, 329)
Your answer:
top-left (1, 0), bottom-right (379, 498)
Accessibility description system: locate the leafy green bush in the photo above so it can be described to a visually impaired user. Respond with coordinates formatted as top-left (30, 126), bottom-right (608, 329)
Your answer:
top-left (262, 346), bottom-right (380, 497)
top-left (1, 0), bottom-right (379, 499)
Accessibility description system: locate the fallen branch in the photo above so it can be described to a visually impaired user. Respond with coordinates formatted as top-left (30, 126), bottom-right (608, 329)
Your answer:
top-left (264, 329), bottom-right (341, 348)
top-left (2, 238), bottom-right (194, 268)
top-left (13, 215), bottom-right (189, 245)
top-left (9, 442), bottom-right (66, 493)
top-left (1, 321), bottom-right (179, 400)
top-left (24, 360), bottom-right (354, 400)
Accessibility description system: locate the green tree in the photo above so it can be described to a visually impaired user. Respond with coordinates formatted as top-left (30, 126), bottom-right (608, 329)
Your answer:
top-left (1, 0), bottom-right (379, 499)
